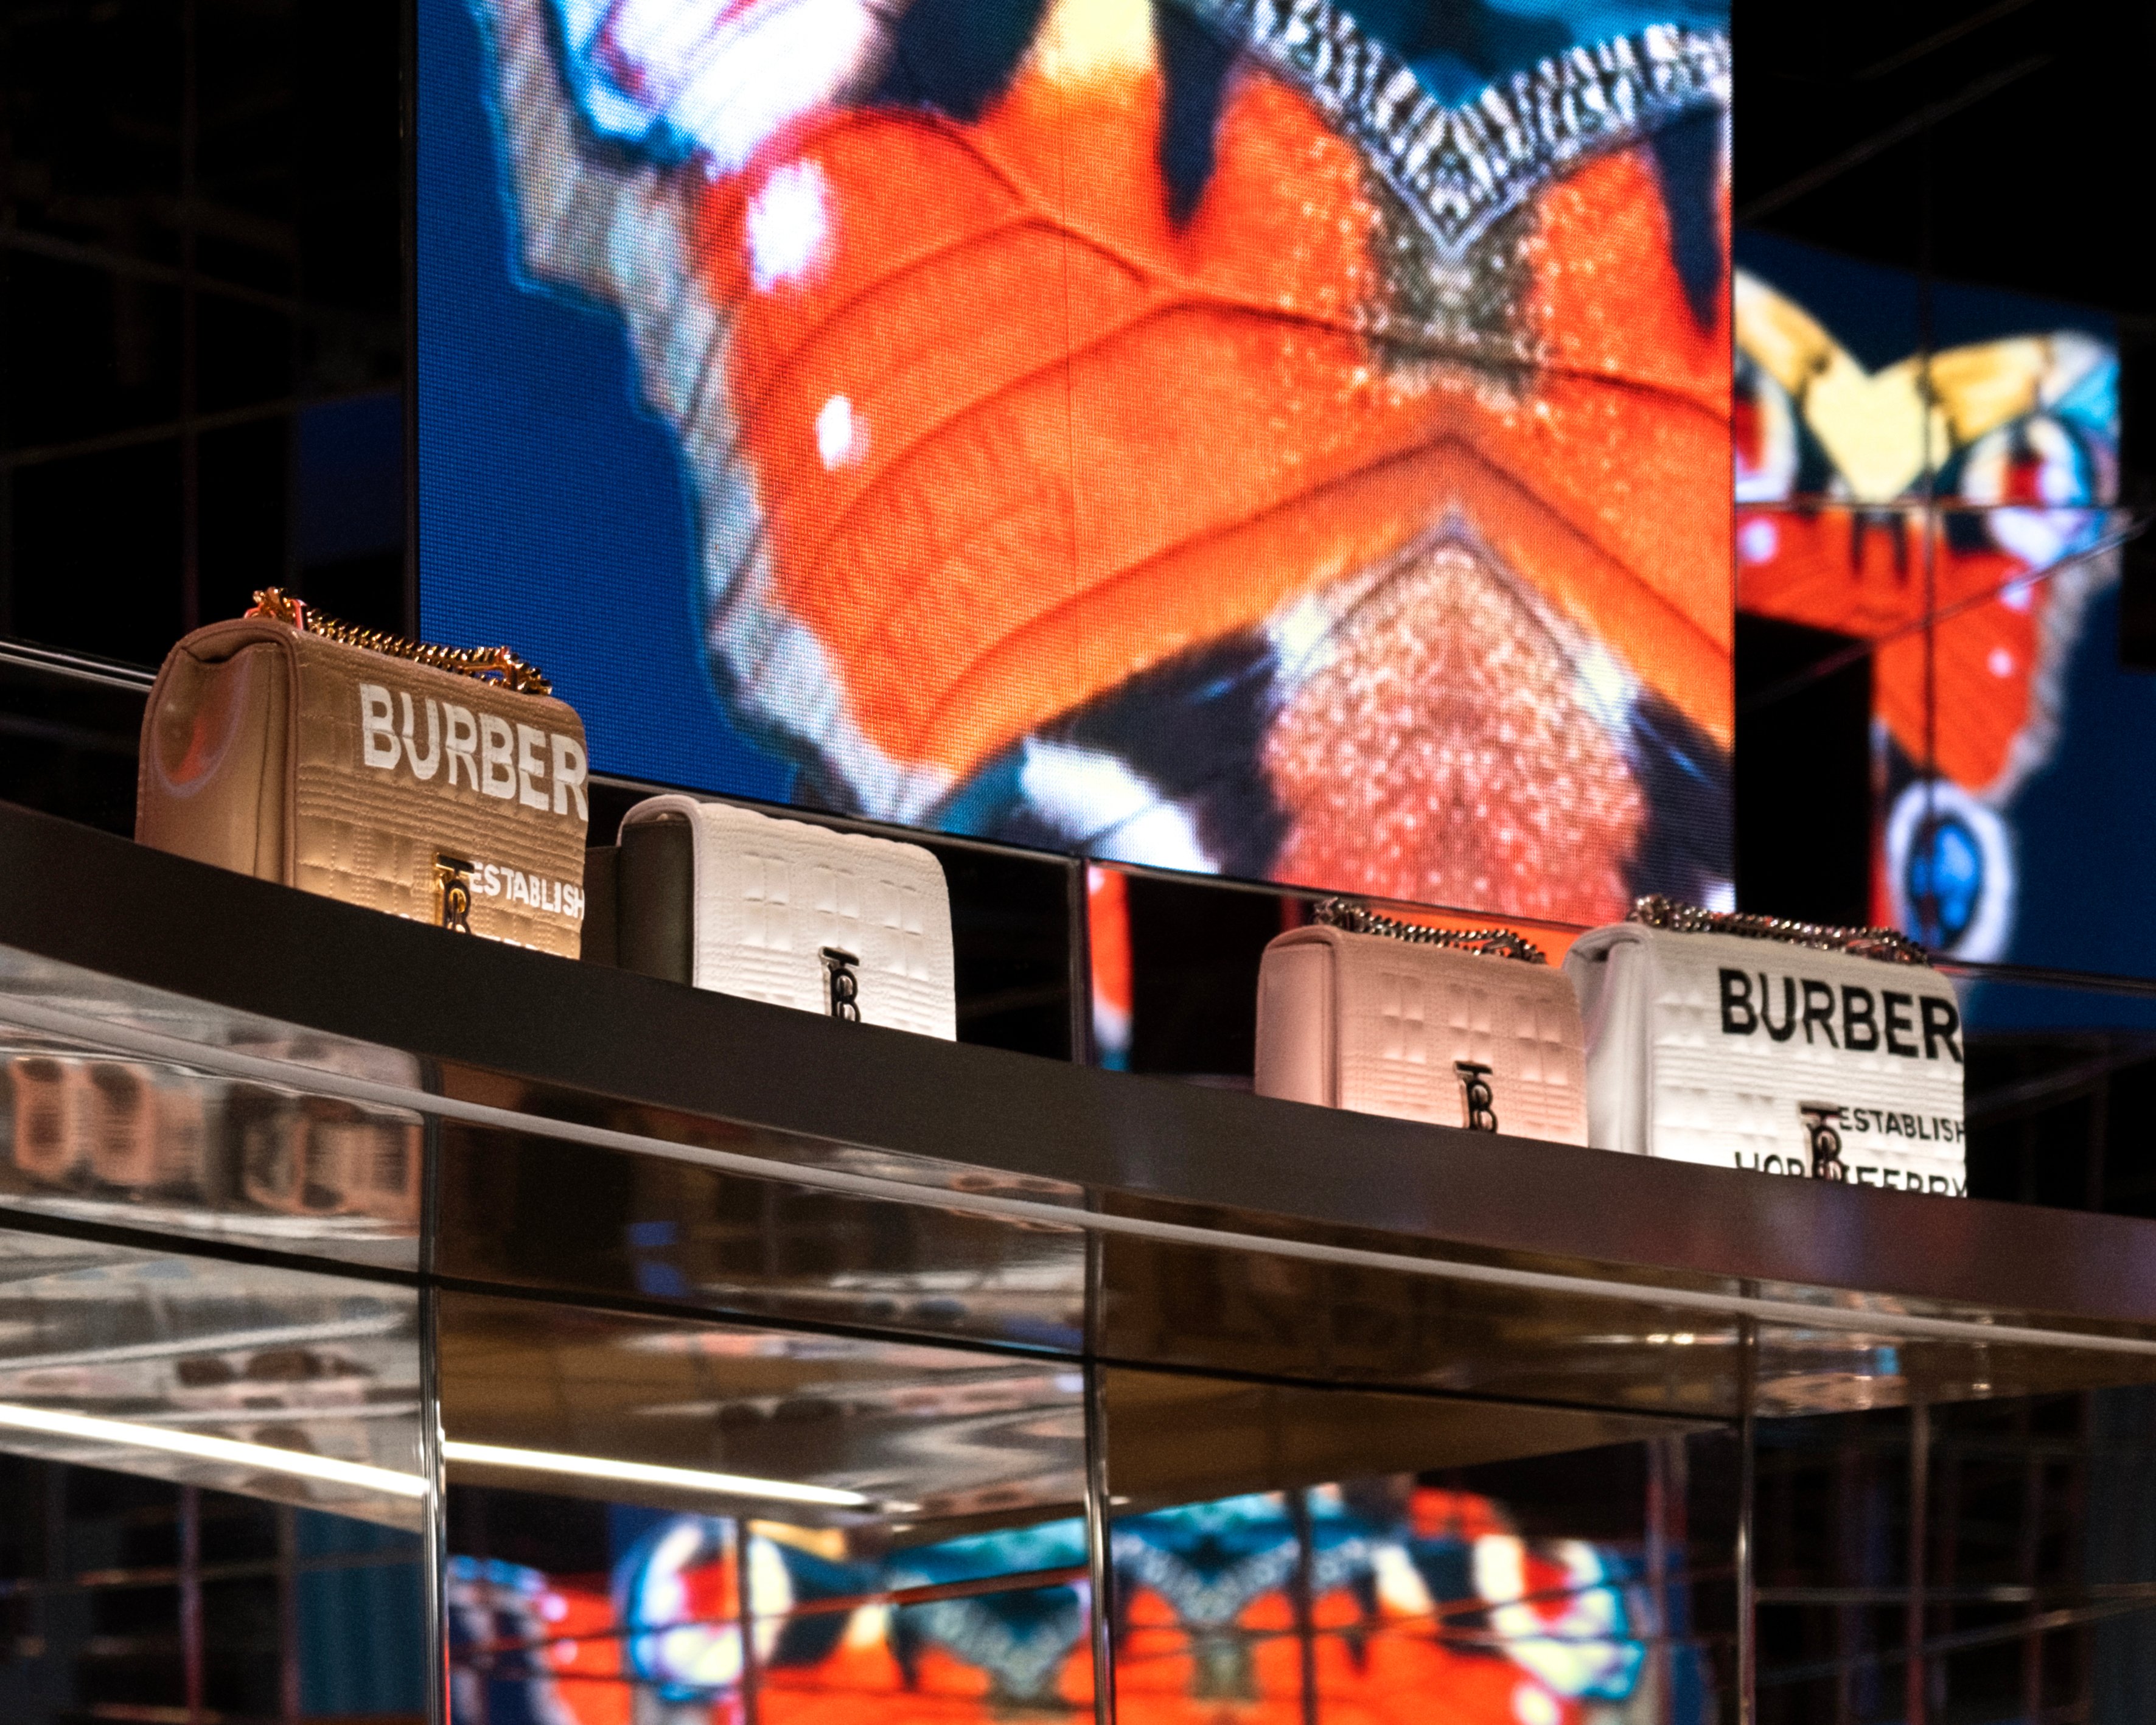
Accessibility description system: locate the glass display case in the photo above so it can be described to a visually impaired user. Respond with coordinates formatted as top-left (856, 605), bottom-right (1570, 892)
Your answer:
top-left (4, 796), bottom-right (2156, 1725)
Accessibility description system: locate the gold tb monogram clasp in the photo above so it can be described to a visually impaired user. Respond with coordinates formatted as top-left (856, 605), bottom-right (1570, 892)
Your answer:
top-left (434, 853), bottom-right (476, 935)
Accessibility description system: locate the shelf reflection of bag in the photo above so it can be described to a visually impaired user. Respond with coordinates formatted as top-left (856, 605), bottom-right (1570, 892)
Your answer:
top-left (1564, 897), bottom-right (1966, 1191)
top-left (8, 1055), bottom-right (88, 1183)
top-left (137, 589), bottom-right (590, 956)
top-left (239, 1095), bottom-right (422, 1222)
top-left (85, 1063), bottom-right (217, 1197)
top-left (610, 795), bottom-right (957, 1038)
top-left (83, 1061), bottom-right (155, 1186)
top-left (4, 1057), bottom-right (216, 1197)
top-left (1255, 902), bottom-right (1590, 1145)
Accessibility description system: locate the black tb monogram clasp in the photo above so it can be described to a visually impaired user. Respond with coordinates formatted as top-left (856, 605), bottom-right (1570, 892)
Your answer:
top-left (434, 853), bottom-right (476, 935)
top-left (820, 947), bottom-right (861, 1022)
top-left (1799, 1103), bottom-right (1846, 1180)
top-left (1454, 1061), bottom-right (1498, 1132)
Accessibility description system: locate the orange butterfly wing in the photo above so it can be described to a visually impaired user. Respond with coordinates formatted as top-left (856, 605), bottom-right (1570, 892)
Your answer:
top-left (1737, 507), bottom-right (2038, 790)
top-left (696, 62), bottom-right (1403, 782)
top-left (697, 42), bottom-right (1731, 787)
top-left (1522, 147), bottom-right (1732, 741)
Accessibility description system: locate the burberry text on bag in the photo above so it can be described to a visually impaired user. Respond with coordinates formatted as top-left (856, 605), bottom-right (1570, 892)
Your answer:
top-left (358, 684), bottom-right (588, 819)
top-left (1718, 967), bottom-right (1961, 1061)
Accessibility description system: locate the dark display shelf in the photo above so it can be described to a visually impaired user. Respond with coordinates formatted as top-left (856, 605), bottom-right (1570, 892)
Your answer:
top-left (1, 793), bottom-right (2154, 1383)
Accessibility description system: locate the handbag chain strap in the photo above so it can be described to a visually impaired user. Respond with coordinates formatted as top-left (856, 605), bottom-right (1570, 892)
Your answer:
top-left (1312, 899), bottom-right (1548, 965)
top-left (246, 588), bottom-right (554, 697)
top-left (1628, 894), bottom-right (1932, 967)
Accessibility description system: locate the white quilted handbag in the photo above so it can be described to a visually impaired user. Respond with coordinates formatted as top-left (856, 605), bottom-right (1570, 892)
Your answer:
top-left (1255, 901), bottom-right (1589, 1145)
top-left (1564, 898), bottom-right (1966, 1193)
top-left (615, 796), bottom-right (956, 1039)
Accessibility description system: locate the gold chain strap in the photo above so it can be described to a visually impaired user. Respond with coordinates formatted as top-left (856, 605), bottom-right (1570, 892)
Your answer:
top-left (1313, 899), bottom-right (1547, 964)
top-left (246, 588), bottom-right (553, 696)
top-left (1628, 894), bottom-right (1931, 967)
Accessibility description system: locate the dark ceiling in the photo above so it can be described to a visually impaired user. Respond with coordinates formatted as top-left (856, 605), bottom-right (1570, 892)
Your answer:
top-left (1735, 0), bottom-right (2156, 323)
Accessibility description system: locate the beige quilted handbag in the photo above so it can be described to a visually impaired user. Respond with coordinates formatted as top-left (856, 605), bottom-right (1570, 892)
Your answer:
top-left (1254, 901), bottom-right (1590, 1144)
top-left (137, 590), bottom-right (590, 956)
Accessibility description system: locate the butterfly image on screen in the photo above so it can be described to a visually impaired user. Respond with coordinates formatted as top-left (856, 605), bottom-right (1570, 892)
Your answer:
top-left (466, 0), bottom-right (1733, 924)
top-left (1732, 265), bottom-right (2121, 960)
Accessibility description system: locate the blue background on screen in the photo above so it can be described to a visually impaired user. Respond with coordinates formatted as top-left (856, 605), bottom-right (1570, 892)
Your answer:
top-left (1972, 578), bottom-right (2156, 1029)
top-left (416, 0), bottom-right (792, 810)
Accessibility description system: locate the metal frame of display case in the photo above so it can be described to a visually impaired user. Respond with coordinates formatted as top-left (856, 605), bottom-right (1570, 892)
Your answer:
top-left (4, 796), bottom-right (2156, 1725)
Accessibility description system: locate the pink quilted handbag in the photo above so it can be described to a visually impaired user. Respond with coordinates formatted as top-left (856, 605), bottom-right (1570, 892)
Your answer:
top-left (1254, 901), bottom-right (1589, 1145)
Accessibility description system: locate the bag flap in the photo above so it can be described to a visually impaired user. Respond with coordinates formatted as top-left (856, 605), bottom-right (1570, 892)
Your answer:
top-left (619, 795), bottom-right (957, 1038)
top-left (1560, 921), bottom-right (1652, 968)
top-left (1571, 941), bottom-right (1650, 1156)
top-left (1262, 924), bottom-right (1586, 1142)
top-left (1568, 920), bottom-right (1966, 1177)
top-left (615, 816), bottom-right (694, 983)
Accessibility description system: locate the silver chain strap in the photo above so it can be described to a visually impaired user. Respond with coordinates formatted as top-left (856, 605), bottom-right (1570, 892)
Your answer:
top-left (1628, 894), bottom-right (1931, 967)
top-left (1312, 899), bottom-right (1548, 964)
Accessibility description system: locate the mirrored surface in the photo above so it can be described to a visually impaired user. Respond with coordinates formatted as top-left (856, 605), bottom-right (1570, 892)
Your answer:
top-left (0, 943), bottom-right (427, 1271)
top-left (1099, 1225), bottom-right (1750, 1417)
top-left (1100, 1367), bottom-right (1740, 1724)
top-left (436, 1114), bottom-right (1090, 1354)
top-left (1753, 1320), bottom-right (2156, 1419)
top-left (0, 1221), bottom-right (431, 1724)
top-left (0, 1454), bottom-right (430, 1724)
top-left (0, 1048), bottom-right (424, 1264)
top-left (1754, 1385), bottom-right (2156, 1725)
top-left (0, 1224), bottom-right (426, 1528)
top-left (439, 1291), bottom-right (1094, 1723)
top-left (13, 936), bottom-right (2156, 1424)
top-left (18, 876), bottom-right (2156, 1725)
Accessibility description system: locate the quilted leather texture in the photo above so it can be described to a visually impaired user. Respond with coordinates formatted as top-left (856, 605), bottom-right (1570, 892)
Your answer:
top-left (288, 638), bottom-right (588, 956)
top-left (619, 796), bottom-right (956, 1039)
top-left (1258, 925), bottom-right (1589, 1144)
top-left (1567, 925), bottom-right (1966, 1190)
top-left (139, 619), bottom-right (590, 957)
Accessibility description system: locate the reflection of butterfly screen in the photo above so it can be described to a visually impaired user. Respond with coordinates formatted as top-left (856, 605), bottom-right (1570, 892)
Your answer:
top-left (449, 1486), bottom-right (1683, 1725)
top-left (419, 0), bottom-right (1734, 925)
top-left (1732, 230), bottom-right (2121, 966)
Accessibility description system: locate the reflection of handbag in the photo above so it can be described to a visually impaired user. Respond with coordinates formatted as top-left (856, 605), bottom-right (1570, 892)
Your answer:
top-left (614, 796), bottom-right (957, 1038)
top-left (1254, 901), bottom-right (1590, 1144)
top-left (4, 1057), bottom-right (215, 1196)
top-left (8, 1056), bottom-right (86, 1183)
top-left (83, 1062), bottom-right (157, 1188)
top-left (137, 590), bottom-right (590, 956)
top-left (237, 1096), bottom-right (421, 1222)
top-left (83, 1063), bottom-right (214, 1196)
top-left (1564, 897), bottom-right (1966, 1191)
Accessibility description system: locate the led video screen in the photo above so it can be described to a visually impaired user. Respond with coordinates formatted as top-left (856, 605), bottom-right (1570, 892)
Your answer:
top-left (1731, 231), bottom-right (2123, 969)
top-left (420, 0), bottom-right (1734, 924)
